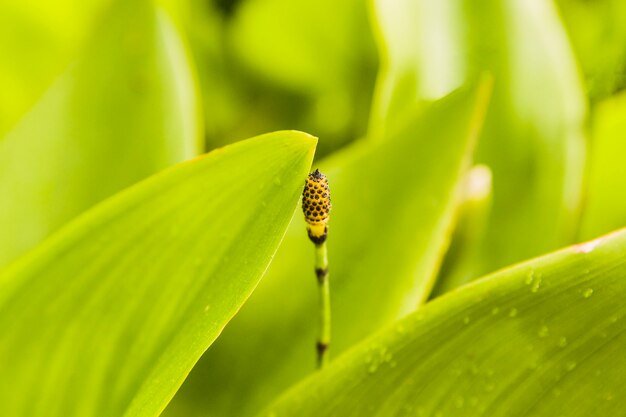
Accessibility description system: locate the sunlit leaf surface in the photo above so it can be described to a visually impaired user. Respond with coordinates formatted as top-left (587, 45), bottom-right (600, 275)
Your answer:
top-left (0, 131), bottom-right (316, 417)
top-left (263, 230), bottom-right (626, 417)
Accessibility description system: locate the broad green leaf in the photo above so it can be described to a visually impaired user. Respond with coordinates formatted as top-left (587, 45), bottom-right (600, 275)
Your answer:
top-left (164, 84), bottom-right (491, 417)
top-left (0, 0), bottom-right (202, 268)
top-left (0, 0), bottom-right (112, 135)
top-left (370, 0), bottom-right (586, 284)
top-left (555, 0), bottom-right (626, 100)
top-left (0, 131), bottom-right (316, 417)
top-left (262, 229), bottom-right (626, 416)
top-left (579, 90), bottom-right (626, 240)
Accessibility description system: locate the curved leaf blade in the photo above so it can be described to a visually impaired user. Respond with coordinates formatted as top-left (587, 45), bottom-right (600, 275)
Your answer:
top-left (370, 0), bottom-right (587, 283)
top-left (263, 229), bottom-right (626, 416)
top-left (0, 131), bottom-right (316, 417)
top-left (0, 0), bottom-right (202, 268)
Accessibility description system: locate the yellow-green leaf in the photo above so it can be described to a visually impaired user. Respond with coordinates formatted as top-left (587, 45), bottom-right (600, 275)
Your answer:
top-left (370, 0), bottom-right (587, 285)
top-left (0, 0), bottom-right (202, 268)
top-left (262, 230), bottom-right (626, 416)
top-left (0, 131), bottom-right (316, 417)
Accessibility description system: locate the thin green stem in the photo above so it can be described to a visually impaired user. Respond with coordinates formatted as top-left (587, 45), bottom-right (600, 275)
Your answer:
top-left (315, 241), bottom-right (330, 368)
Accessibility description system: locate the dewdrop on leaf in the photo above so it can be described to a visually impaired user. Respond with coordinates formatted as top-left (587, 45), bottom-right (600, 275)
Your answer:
top-left (302, 169), bottom-right (331, 244)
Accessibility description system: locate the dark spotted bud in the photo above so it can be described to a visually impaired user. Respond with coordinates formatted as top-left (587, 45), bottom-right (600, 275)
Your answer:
top-left (302, 169), bottom-right (331, 243)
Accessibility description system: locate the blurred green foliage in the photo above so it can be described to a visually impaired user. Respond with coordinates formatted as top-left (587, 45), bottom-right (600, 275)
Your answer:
top-left (2, 0), bottom-right (626, 415)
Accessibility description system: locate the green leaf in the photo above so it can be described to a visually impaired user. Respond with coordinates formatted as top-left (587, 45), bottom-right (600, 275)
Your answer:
top-left (555, 0), bottom-right (626, 100)
top-left (579, 90), bottom-right (626, 240)
top-left (262, 229), bottom-right (626, 416)
top-left (0, 131), bottom-right (316, 417)
top-left (164, 83), bottom-right (491, 417)
top-left (370, 0), bottom-right (587, 283)
top-left (0, 0), bottom-right (202, 268)
top-left (0, 0), bottom-right (111, 135)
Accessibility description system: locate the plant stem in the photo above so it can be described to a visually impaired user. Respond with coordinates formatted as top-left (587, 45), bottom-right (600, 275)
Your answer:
top-left (315, 241), bottom-right (330, 368)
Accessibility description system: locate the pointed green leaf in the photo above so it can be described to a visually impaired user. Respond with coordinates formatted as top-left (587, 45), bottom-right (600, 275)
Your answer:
top-left (164, 84), bottom-right (491, 417)
top-left (370, 0), bottom-right (586, 283)
top-left (262, 230), bottom-right (626, 416)
top-left (0, 0), bottom-right (201, 268)
top-left (0, 131), bottom-right (316, 417)
top-left (579, 90), bottom-right (626, 240)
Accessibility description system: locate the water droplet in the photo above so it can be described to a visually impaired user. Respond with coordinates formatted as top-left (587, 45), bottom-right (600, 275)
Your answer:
top-left (368, 363), bottom-right (378, 373)
top-left (610, 316), bottom-right (618, 323)
top-left (558, 337), bottom-right (568, 347)
top-left (204, 304), bottom-right (211, 312)
top-left (583, 288), bottom-right (594, 298)
top-left (491, 307), bottom-right (500, 315)
top-left (509, 308), bottom-right (518, 317)
top-left (273, 177), bottom-right (282, 186)
top-left (565, 361), bottom-right (577, 371)
top-left (463, 316), bottom-right (470, 324)
top-left (538, 325), bottom-right (549, 338)
top-left (531, 277), bottom-right (542, 293)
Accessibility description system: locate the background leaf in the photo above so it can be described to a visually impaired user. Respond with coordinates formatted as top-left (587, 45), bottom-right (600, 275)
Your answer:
top-left (0, 0), bottom-right (202, 268)
top-left (555, 0), bottom-right (626, 100)
top-left (0, 0), bottom-right (112, 135)
top-left (263, 229), bottom-right (626, 416)
top-left (164, 83), bottom-right (490, 417)
top-left (370, 0), bottom-right (587, 287)
top-left (0, 131), bottom-right (315, 417)
top-left (162, 0), bottom-right (377, 154)
top-left (579, 90), bottom-right (626, 240)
